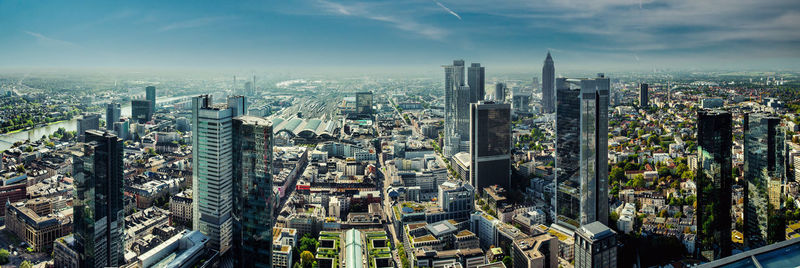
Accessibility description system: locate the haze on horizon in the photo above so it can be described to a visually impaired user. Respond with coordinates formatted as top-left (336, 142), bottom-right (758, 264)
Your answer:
top-left (1, 0), bottom-right (799, 73)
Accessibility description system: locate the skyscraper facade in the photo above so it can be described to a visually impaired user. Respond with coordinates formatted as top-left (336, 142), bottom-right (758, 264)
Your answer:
top-left (468, 63), bottom-right (485, 102)
top-left (146, 86), bottom-right (156, 113)
top-left (192, 95), bottom-right (234, 255)
top-left (105, 103), bottom-right (120, 130)
top-left (494, 83), bottom-right (505, 102)
top-left (443, 60), bottom-right (465, 157)
top-left (77, 114), bottom-right (100, 142)
top-left (743, 113), bottom-right (786, 248)
top-left (72, 130), bottom-right (124, 267)
top-left (541, 52), bottom-right (555, 113)
top-left (131, 100), bottom-right (152, 124)
top-left (639, 83), bottom-right (649, 107)
top-left (696, 109), bottom-right (732, 261)
top-left (554, 75), bottom-right (610, 230)
top-left (232, 116), bottom-right (274, 267)
top-left (356, 91), bottom-right (373, 115)
top-left (227, 95), bottom-right (247, 117)
top-left (573, 222), bottom-right (617, 268)
top-left (469, 101), bottom-right (511, 190)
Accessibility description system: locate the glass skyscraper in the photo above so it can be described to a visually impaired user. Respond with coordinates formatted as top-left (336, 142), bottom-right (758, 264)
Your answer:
top-left (554, 75), bottom-right (609, 230)
top-left (541, 52), bottom-right (555, 114)
top-left (192, 95), bottom-right (234, 255)
top-left (72, 130), bottom-right (124, 268)
top-left (443, 60), bottom-right (466, 157)
top-left (146, 85), bottom-right (156, 114)
top-left (743, 113), bottom-right (786, 248)
top-left (468, 63), bottom-right (485, 102)
top-left (131, 99), bottom-right (152, 124)
top-left (232, 116), bottom-right (274, 267)
top-left (696, 109), bottom-right (732, 261)
top-left (105, 103), bottom-right (120, 131)
top-left (469, 101), bottom-right (511, 190)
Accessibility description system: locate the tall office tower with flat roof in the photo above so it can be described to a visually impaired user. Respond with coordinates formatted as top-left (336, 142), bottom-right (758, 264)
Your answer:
top-left (542, 52), bottom-right (555, 113)
top-left (192, 95), bottom-right (234, 256)
top-left (72, 130), bottom-right (124, 267)
top-left (554, 74), bottom-right (610, 230)
top-left (146, 86), bottom-right (156, 113)
top-left (443, 60), bottom-right (466, 157)
top-left (106, 103), bottom-right (120, 131)
top-left (468, 63), bottom-right (485, 102)
top-left (696, 109), bottom-right (732, 261)
top-left (743, 113), bottom-right (786, 248)
top-left (470, 101), bottom-right (512, 190)
top-left (639, 83), bottom-right (649, 107)
top-left (232, 116), bottom-right (274, 267)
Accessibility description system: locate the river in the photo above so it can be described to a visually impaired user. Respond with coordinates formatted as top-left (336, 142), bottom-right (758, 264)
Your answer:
top-left (0, 95), bottom-right (191, 151)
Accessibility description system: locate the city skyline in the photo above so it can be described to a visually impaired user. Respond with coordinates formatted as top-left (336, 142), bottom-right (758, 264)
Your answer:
top-left (1, 1), bottom-right (799, 71)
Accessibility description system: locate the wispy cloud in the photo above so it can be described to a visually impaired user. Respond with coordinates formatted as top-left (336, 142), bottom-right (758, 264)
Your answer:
top-left (315, 0), bottom-right (448, 40)
top-left (23, 31), bottom-right (78, 47)
top-left (158, 16), bottom-right (236, 32)
top-left (433, 0), bottom-right (461, 20)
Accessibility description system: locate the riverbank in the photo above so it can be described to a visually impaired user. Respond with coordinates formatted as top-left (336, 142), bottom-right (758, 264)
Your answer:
top-left (1, 119), bottom-right (70, 135)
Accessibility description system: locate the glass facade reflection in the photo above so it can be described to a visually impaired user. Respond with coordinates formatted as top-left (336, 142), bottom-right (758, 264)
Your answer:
top-left (470, 102), bottom-right (511, 190)
top-left (743, 113), bottom-right (785, 248)
top-left (696, 109), bottom-right (732, 261)
top-left (233, 116), bottom-right (274, 267)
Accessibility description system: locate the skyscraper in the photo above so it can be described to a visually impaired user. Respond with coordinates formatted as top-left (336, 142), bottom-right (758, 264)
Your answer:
top-left (468, 63), bottom-right (485, 102)
top-left (232, 116), bottom-right (274, 267)
top-left (573, 222), bottom-right (617, 268)
top-left (356, 91), bottom-right (373, 115)
top-left (541, 52), bottom-right (555, 113)
top-left (470, 101), bottom-right (511, 190)
top-left (443, 60), bottom-right (465, 157)
top-left (554, 74), bottom-right (610, 230)
top-left (77, 114), bottom-right (100, 142)
top-left (146, 86), bottom-right (156, 114)
top-left (192, 95), bottom-right (234, 255)
top-left (131, 99), bottom-right (152, 124)
top-left (495, 83), bottom-right (505, 102)
top-left (639, 83), bottom-right (649, 107)
top-left (696, 109), bottom-right (732, 261)
top-left (105, 103), bottom-right (120, 131)
top-left (227, 95), bottom-right (247, 117)
top-left (743, 113), bottom-right (786, 248)
top-left (72, 130), bottom-right (124, 267)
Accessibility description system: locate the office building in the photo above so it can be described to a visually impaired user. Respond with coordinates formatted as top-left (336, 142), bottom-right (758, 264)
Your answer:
top-left (76, 114), bottom-right (100, 142)
top-left (744, 113), bottom-right (786, 248)
top-left (243, 81), bottom-right (253, 96)
top-left (356, 91), bottom-right (374, 115)
top-left (494, 83), bottom-right (505, 102)
top-left (697, 237), bottom-right (800, 268)
top-left (573, 222), bottom-right (617, 268)
top-left (146, 86), bottom-right (156, 113)
top-left (469, 101), bottom-right (511, 190)
top-left (701, 98), bottom-right (724, 109)
top-left (511, 88), bottom-right (532, 114)
top-left (554, 75), bottom-right (610, 229)
top-left (106, 103), bottom-right (120, 130)
top-left (639, 83), bottom-right (649, 107)
top-left (5, 199), bottom-right (70, 252)
top-left (54, 235), bottom-right (80, 268)
top-left (443, 60), bottom-right (466, 157)
top-left (133, 230), bottom-right (212, 268)
top-left (131, 99), bottom-right (152, 124)
top-left (192, 95), bottom-right (234, 256)
top-left (73, 130), bottom-right (125, 267)
top-left (696, 109), bottom-right (732, 261)
top-left (541, 52), bottom-right (555, 113)
top-left (468, 63), bottom-right (485, 102)
top-left (232, 116), bottom-right (274, 267)
top-left (227, 95), bottom-right (247, 117)
top-left (513, 233), bottom-right (558, 268)
top-left (113, 119), bottom-right (129, 141)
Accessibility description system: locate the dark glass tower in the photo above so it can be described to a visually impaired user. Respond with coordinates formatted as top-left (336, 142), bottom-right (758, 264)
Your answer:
top-left (105, 103), bottom-right (120, 131)
top-left (468, 63), bottom-right (485, 102)
top-left (72, 130), bottom-right (124, 268)
top-left (232, 116), bottom-right (274, 267)
top-left (469, 101), bottom-right (511, 190)
top-left (146, 86), bottom-right (156, 114)
top-left (495, 83), bottom-right (505, 102)
top-left (743, 113), bottom-right (786, 248)
top-left (131, 99), bottom-right (152, 124)
top-left (696, 109), bottom-right (732, 261)
top-left (443, 60), bottom-right (465, 156)
top-left (542, 52), bottom-right (555, 113)
top-left (554, 75), bottom-right (609, 230)
top-left (639, 83), bottom-right (649, 107)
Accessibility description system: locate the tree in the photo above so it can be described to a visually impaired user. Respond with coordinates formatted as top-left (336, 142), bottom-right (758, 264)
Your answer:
top-left (300, 251), bottom-right (315, 268)
top-left (20, 260), bottom-right (33, 268)
top-left (297, 234), bottom-right (319, 254)
top-left (0, 249), bottom-right (9, 264)
top-left (611, 167), bottom-right (626, 183)
top-left (502, 256), bottom-right (512, 267)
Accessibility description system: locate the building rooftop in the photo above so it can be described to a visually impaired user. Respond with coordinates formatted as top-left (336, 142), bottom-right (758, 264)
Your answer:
top-left (699, 237), bottom-right (800, 268)
top-left (576, 221), bottom-right (615, 241)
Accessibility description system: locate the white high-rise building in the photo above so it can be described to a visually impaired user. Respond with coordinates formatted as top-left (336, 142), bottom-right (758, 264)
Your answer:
top-left (192, 95), bottom-right (234, 255)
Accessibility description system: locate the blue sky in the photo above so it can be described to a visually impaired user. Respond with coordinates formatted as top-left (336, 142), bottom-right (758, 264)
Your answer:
top-left (1, 0), bottom-right (799, 72)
